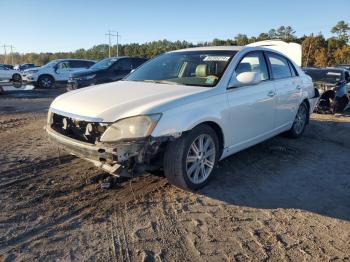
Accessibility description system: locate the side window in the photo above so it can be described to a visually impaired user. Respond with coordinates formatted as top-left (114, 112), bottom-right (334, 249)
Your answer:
top-left (116, 59), bottom-right (133, 70)
top-left (235, 52), bottom-right (269, 81)
top-left (87, 61), bottom-right (95, 68)
top-left (132, 59), bottom-right (145, 69)
top-left (56, 61), bottom-right (70, 70)
top-left (70, 60), bottom-right (91, 68)
top-left (267, 53), bottom-right (292, 79)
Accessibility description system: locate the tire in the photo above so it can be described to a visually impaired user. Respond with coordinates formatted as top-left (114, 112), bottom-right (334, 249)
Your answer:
top-left (11, 73), bottom-right (22, 83)
top-left (286, 102), bottom-right (309, 138)
top-left (163, 124), bottom-right (219, 190)
top-left (38, 75), bottom-right (55, 89)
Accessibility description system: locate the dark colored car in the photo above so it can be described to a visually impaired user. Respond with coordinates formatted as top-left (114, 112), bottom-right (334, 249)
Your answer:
top-left (303, 67), bottom-right (350, 113)
top-left (336, 64), bottom-right (350, 71)
top-left (67, 56), bottom-right (148, 90)
top-left (1, 64), bottom-right (14, 70)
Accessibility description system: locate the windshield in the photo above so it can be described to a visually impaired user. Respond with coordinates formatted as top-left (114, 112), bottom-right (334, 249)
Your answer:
top-left (90, 58), bottom-right (118, 70)
top-left (43, 60), bottom-right (58, 68)
top-left (126, 50), bottom-right (237, 87)
top-left (304, 69), bottom-right (343, 84)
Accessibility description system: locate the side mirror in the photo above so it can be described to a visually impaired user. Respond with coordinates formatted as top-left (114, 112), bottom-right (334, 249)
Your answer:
top-left (228, 71), bottom-right (261, 89)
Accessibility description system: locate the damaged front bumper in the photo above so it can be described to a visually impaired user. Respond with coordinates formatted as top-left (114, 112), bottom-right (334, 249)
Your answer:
top-left (45, 125), bottom-right (167, 176)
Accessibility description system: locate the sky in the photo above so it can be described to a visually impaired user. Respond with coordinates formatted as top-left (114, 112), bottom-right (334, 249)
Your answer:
top-left (1, 0), bottom-right (349, 54)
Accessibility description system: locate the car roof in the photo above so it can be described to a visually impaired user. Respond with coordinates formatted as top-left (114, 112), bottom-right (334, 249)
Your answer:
top-left (53, 58), bottom-right (96, 62)
top-left (170, 46), bottom-right (243, 53)
top-left (107, 56), bottom-right (147, 59)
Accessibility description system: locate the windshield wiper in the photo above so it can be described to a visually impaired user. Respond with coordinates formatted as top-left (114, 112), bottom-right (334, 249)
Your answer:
top-left (142, 80), bottom-right (183, 85)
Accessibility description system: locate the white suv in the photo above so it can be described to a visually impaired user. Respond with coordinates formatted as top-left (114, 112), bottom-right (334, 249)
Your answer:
top-left (0, 64), bottom-right (22, 82)
top-left (46, 41), bottom-right (319, 190)
top-left (23, 59), bottom-right (95, 88)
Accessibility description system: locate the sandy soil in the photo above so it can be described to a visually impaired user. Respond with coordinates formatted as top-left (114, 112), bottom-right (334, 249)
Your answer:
top-left (0, 90), bottom-right (349, 261)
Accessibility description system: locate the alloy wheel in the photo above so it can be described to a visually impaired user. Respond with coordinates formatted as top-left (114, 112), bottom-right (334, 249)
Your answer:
top-left (186, 134), bottom-right (216, 184)
top-left (41, 77), bottom-right (52, 88)
top-left (293, 105), bottom-right (307, 135)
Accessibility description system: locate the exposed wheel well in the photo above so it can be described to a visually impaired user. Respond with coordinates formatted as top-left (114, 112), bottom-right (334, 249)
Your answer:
top-left (193, 121), bottom-right (224, 156)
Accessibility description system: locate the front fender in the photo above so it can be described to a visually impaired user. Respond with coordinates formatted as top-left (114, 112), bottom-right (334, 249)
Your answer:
top-left (151, 93), bottom-right (228, 139)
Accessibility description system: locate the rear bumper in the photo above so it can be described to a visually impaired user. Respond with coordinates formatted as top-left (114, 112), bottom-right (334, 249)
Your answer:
top-left (309, 88), bottom-right (320, 113)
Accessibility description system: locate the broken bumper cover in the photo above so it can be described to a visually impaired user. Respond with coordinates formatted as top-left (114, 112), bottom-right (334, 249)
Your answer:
top-left (45, 125), bottom-right (165, 176)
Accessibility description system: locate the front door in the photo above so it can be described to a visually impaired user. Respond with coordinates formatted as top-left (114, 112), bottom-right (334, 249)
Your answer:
top-left (226, 51), bottom-right (276, 149)
top-left (55, 61), bottom-right (73, 81)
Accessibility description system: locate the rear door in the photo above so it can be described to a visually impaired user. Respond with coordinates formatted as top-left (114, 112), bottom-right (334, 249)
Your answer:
top-left (226, 51), bottom-right (276, 148)
top-left (266, 52), bottom-right (302, 129)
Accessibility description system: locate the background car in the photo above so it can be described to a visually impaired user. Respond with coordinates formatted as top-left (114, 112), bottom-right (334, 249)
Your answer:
top-left (66, 56), bottom-right (148, 90)
top-left (0, 64), bottom-right (22, 82)
top-left (336, 64), bottom-right (350, 71)
top-left (0, 64), bottom-right (14, 70)
top-left (22, 59), bottom-right (96, 89)
top-left (303, 67), bottom-right (350, 113)
top-left (14, 63), bottom-right (39, 71)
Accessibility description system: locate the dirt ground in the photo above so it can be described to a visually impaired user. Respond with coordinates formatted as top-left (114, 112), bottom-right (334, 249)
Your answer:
top-left (0, 89), bottom-right (349, 261)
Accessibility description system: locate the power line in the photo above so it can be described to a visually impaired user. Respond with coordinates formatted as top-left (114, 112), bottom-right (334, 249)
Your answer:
top-left (105, 30), bottom-right (121, 57)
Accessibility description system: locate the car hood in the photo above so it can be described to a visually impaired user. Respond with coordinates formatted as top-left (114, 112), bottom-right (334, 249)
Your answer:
top-left (70, 68), bottom-right (103, 77)
top-left (50, 81), bottom-right (209, 122)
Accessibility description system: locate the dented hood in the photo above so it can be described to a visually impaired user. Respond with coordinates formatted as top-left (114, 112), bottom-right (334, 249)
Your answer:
top-left (50, 80), bottom-right (208, 122)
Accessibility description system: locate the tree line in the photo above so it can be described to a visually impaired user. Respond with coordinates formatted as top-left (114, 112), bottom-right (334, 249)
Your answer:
top-left (1, 21), bottom-right (349, 68)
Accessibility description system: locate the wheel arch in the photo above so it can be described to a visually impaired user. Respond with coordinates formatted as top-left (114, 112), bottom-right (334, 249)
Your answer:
top-left (38, 73), bottom-right (55, 81)
top-left (186, 120), bottom-right (225, 158)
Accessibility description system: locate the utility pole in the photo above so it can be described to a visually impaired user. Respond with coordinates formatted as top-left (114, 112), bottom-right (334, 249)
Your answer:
top-left (105, 30), bottom-right (121, 57)
top-left (116, 32), bottom-right (120, 57)
top-left (10, 45), bottom-right (14, 65)
top-left (2, 44), bottom-right (12, 64)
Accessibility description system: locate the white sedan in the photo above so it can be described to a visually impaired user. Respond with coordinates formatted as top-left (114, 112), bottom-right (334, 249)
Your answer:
top-left (46, 41), bottom-right (318, 190)
top-left (0, 64), bottom-right (22, 82)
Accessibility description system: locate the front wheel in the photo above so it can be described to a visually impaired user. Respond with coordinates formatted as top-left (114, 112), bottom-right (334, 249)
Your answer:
top-left (12, 73), bottom-right (22, 83)
top-left (38, 75), bottom-right (55, 89)
top-left (286, 102), bottom-right (309, 138)
top-left (163, 124), bottom-right (219, 190)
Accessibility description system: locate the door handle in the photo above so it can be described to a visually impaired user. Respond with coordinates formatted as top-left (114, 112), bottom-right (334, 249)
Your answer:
top-left (267, 90), bottom-right (276, 97)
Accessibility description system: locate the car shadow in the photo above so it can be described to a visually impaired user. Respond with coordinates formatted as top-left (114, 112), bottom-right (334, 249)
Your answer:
top-left (197, 116), bottom-right (350, 221)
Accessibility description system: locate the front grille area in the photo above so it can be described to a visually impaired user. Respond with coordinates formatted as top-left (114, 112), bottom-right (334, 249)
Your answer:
top-left (51, 113), bottom-right (107, 144)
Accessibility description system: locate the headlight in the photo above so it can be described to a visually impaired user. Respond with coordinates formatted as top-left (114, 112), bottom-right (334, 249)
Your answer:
top-left (100, 114), bottom-right (162, 142)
